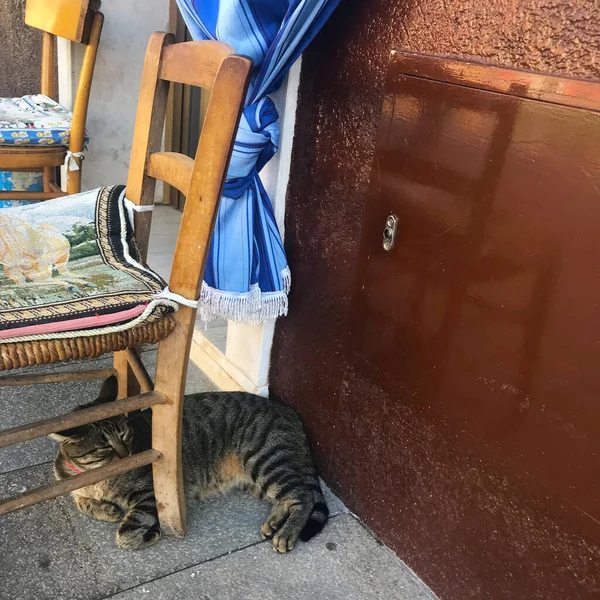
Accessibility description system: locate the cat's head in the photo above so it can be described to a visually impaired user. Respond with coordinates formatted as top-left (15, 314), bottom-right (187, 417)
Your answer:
top-left (49, 376), bottom-right (134, 470)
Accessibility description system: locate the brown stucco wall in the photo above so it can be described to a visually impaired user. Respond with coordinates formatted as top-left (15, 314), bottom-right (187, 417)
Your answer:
top-left (397, 0), bottom-right (598, 79)
top-left (0, 0), bottom-right (43, 97)
top-left (270, 1), bottom-right (600, 599)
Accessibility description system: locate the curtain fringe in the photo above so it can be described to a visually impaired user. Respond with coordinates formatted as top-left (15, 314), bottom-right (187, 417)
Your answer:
top-left (199, 268), bottom-right (291, 323)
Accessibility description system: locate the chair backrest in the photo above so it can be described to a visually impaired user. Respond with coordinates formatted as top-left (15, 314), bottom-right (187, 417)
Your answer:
top-left (125, 34), bottom-right (252, 306)
top-left (25, 0), bottom-right (101, 43)
top-left (24, 0), bottom-right (103, 157)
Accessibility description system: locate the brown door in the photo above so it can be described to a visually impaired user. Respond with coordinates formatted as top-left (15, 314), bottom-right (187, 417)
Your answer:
top-left (351, 54), bottom-right (600, 540)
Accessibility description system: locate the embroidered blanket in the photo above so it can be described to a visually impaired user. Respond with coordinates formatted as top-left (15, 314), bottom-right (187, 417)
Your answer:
top-left (0, 185), bottom-right (177, 342)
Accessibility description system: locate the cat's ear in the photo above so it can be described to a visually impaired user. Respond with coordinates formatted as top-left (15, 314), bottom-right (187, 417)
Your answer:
top-left (96, 375), bottom-right (118, 405)
top-left (49, 426), bottom-right (84, 443)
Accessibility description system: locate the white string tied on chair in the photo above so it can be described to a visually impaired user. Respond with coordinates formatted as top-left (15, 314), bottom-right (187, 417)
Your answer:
top-left (124, 198), bottom-right (155, 212)
top-left (123, 197), bottom-right (155, 230)
top-left (64, 151), bottom-right (84, 172)
top-left (154, 286), bottom-right (199, 309)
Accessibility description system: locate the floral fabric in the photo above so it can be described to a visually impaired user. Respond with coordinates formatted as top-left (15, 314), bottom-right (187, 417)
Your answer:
top-left (0, 95), bottom-right (88, 146)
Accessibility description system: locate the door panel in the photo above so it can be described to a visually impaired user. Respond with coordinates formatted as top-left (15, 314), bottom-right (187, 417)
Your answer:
top-left (351, 54), bottom-right (600, 530)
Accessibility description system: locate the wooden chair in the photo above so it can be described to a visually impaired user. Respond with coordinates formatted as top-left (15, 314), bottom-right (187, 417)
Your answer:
top-left (0, 33), bottom-right (252, 537)
top-left (0, 0), bottom-right (103, 200)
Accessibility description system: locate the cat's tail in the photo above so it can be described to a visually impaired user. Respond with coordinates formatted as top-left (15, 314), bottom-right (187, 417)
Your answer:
top-left (299, 492), bottom-right (330, 541)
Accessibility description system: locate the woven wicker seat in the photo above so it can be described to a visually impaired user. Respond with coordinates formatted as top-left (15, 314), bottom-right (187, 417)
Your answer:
top-left (0, 315), bottom-right (175, 371)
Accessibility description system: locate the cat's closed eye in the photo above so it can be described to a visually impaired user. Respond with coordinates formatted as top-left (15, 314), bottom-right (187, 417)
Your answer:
top-left (78, 447), bottom-right (113, 465)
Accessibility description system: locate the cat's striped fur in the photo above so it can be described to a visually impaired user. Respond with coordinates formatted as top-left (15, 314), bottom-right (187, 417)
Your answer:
top-left (51, 376), bottom-right (328, 552)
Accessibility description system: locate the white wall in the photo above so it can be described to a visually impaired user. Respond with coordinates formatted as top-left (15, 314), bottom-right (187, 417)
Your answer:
top-left (68, 0), bottom-right (170, 192)
top-left (222, 59), bottom-right (302, 396)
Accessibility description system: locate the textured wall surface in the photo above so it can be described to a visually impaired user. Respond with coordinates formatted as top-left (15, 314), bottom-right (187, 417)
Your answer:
top-left (400, 0), bottom-right (599, 79)
top-left (270, 0), bottom-right (600, 598)
top-left (72, 0), bottom-right (170, 192)
top-left (0, 0), bottom-right (42, 97)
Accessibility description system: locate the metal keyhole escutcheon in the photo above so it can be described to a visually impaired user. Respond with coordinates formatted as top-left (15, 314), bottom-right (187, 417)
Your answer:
top-left (383, 215), bottom-right (398, 251)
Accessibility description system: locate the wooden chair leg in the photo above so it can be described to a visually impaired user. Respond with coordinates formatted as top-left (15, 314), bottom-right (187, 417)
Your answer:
top-left (150, 307), bottom-right (195, 537)
top-left (43, 167), bottom-right (53, 192)
top-left (124, 348), bottom-right (154, 392)
top-left (66, 157), bottom-right (82, 195)
top-left (114, 350), bottom-right (141, 399)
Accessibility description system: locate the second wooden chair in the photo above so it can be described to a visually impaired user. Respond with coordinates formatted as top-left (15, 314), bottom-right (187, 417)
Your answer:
top-left (0, 0), bottom-right (103, 201)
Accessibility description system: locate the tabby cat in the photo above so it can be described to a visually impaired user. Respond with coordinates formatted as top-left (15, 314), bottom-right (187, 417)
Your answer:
top-left (51, 376), bottom-right (328, 552)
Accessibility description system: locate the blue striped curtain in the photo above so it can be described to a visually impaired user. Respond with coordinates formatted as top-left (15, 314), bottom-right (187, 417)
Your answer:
top-left (175, 0), bottom-right (341, 323)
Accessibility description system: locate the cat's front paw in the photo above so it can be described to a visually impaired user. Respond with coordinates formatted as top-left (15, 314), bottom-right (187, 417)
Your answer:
top-left (75, 497), bottom-right (123, 522)
top-left (116, 522), bottom-right (161, 550)
top-left (97, 503), bottom-right (123, 522)
top-left (272, 530), bottom-right (298, 553)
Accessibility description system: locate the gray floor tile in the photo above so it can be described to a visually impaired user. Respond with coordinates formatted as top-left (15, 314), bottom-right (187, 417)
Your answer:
top-left (139, 348), bottom-right (217, 395)
top-left (110, 514), bottom-right (437, 600)
top-left (196, 320), bottom-right (228, 353)
top-left (1, 463), bottom-right (270, 600)
top-left (320, 481), bottom-right (347, 517)
top-left (0, 464), bottom-right (354, 600)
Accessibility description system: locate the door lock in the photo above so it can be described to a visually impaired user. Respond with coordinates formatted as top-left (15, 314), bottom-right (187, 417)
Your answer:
top-left (383, 215), bottom-right (398, 252)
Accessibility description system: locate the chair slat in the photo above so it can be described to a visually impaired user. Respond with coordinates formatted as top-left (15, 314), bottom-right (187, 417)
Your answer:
top-left (0, 147), bottom-right (66, 169)
top-left (125, 349), bottom-right (154, 393)
top-left (0, 368), bottom-right (116, 387)
top-left (159, 40), bottom-right (236, 91)
top-left (40, 32), bottom-right (55, 99)
top-left (0, 449), bottom-right (162, 516)
top-left (0, 192), bottom-right (67, 200)
top-left (147, 152), bottom-right (194, 197)
top-left (0, 391), bottom-right (165, 448)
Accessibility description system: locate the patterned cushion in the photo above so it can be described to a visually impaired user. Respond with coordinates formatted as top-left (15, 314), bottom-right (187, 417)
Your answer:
top-left (0, 185), bottom-right (178, 342)
top-left (0, 95), bottom-right (89, 146)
